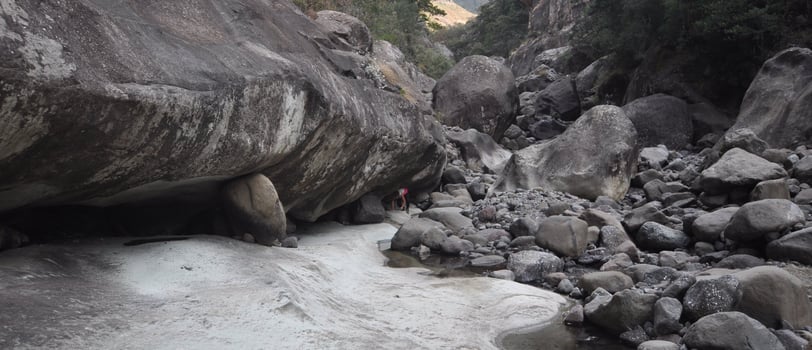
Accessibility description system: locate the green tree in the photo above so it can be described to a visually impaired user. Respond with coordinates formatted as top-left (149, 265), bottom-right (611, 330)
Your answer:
top-left (434, 0), bottom-right (529, 58)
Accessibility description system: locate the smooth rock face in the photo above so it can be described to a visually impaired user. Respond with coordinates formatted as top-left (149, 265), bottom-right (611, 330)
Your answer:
top-left (584, 289), bottom-right (658, 334)
top-left (622, 94), bottom-right (692, 149)
top-left (733, 266), bottom-right (812, 329)
top-left (535, 216), bottom-right (593, 257)
top-left (0, 1), bottom-right (446, 222)
top-left (579, 271), bottom-right (634, 295)
top-left (691, 207), bottom-right (739, 242)
top-left (683, 312), bottom-right (786, 350)
top-left (507, 250), bottom-right (564, 283)
top-left (727, 47), bottom-right (812, 149)
top-left (494, 105), bottom-right (639, 200)
top-left (446, 129), bottom-right (512, 174)
top-left (723, 199), bottom-right (805, 242)
top-left (683, 275), bottom-right (741, 321)
top-left (700, 148), bottom-right (788, 195)
top-left (766, 227), bottom-right (812, 264)
top-left (222, 174), bottom-right (286, 246)
top-left (636, 222), bottom-right (690, 251)
top-left (433, 55), bottom-right (517, 140)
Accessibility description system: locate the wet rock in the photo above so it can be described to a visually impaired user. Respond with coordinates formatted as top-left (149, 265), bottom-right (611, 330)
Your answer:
top-left (637, 222), bottom-right (690, 251)
top-left (723, 199), bottom-right (804, 242)
top-left (683, 275), bottom-right (741, 321)
top-left (579, 271), bottom-right (634, 295)
top-left (222, 174), bottom-right (287, 246)
top-left (433, 56), bottom-right (517, 140)
top-left (507, 250), bottom-right (564, 283)
top-left (535, 216), bottom-right (593, 257)
top-left (766, 227), bottom-right (812, 264)
top-left (683, 312), bottom-right (786, 350)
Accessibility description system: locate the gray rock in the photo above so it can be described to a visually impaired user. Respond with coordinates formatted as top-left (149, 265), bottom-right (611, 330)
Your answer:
top-left (419, 207), bottom-right (474, 235)
top-left (717, 128), bottom-right (770, 155)
top-left (700, 148), bottom-right (788, 195)
top-left (466, 183), bottom-right (488, 201)
top-left (434, 56), bottom-right (517, 140)
top-left (640, 146), bottom-right (670, 169)
top-left (470, 255), bottom-right (507, 268)
top-left (489, 269), bottom-right (515, 281)
top-left (733, 266), bottom-right (812, 329)
top-left (620, 326), bottom-right (650, 347)
top-left (535, 216), bottom-right (593, 257)
top-left (442, 166), bottom-right (467, 185)
top-left (446, 129), bottom-right (513, 174)
top-left (640, 267), bottom-right (680, 286)
top-left (766, 227), bottom-right (812, 264)
top-left (794, 188), bottom-right (812, 204)
top-left (773, 329), bottom-right (809, 350)
top-left (723, 199), bottom-right (805, 242)
top-left (622, 94), bottom-right (692, 149)
top-left (637, 340), bottom-right (679, 350)
top-left (600, 253), bottom-right (634, 271)
top-left (658, 251), bottom-right (697, 269)
top-left (726, 47), bottom-right (812, 149)
top-left (683, 275), bottom-right (741, 321)
top-left (751, 179), bottom-right (790, 201)
top-left (352, 194), bottom-right (386, 224)
top-left (510, 235), bottom-right (538, 249)
top-left (624, 202), bottom-right (670, 233)
top-left (584, 289), bottom-right (658, 334)
top-left (637, 222), bottom-right (690, 251)
top-left (222, 174), bottom-right (287, 246)
top-left (0, 225), bottom-right (29, 251)
top-left (534, 76), bottom-right (581, 121)
top-left (494, 105), bottom-right (639, 200)
top-left (420, 227), bottom-right (448, 251)
top-left (599, 226), bottom-right (638, 258)
top-left (794, 156), bottom-right (812, 185)
top-left (662, 274), bottom-right (696, 299)
top-left (281, 236), bottom-right (299, 249)
top-left (624, 264), bottom-right (662, 283)
top-left (633, 169), bottom-right (665, 188)
top-left (683, 312), bottom-right (786, 350)
top-left (314, 10), bottom-right (373, 54)
top-left (507, 250), bottom-right (564, 283)
top-left (692, 207), bottom-right (739, 242)
top-left (564, 304), bottom-right (584, 326)
top-left (579, 271), bottom-right (634, 295)
top-left (654, 297), bottom-right (682, 335)
top-left (440, 236), bottom-right (475, 255)
top-left (509, 217), bottom-right (539, 238)
top-left (391, 218), bottom-right (444, 250)
top-left (556, 279), bottom-right (575, 294)
top-left (715, 254), bottom-right (765, 269)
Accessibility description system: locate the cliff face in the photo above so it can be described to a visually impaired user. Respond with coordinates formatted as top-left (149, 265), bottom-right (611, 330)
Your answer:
top-left (0, 0), bottom-right (445, 222)
top-left (528, 0), bottom-right (590, 48)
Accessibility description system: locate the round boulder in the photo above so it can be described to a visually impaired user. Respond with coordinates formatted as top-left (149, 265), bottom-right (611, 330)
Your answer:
top-left (766, 227), bottom-right (812, 265)
top-left (636, 222), bottom-right (690, 251)
top-left (535, 216), bottom-right (594, 257)
top-left (433, 56), bottom-right (517, 140)
top-left (723, 199), bottom-right (804, 242)
top-left (683, 312), bottom-right (786, 350)
top-left (222, 174), bottom-right (287, 246)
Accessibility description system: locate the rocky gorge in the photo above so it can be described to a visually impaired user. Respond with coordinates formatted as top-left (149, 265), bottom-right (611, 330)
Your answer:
top-left (2, 0), bottom-right (812, 349)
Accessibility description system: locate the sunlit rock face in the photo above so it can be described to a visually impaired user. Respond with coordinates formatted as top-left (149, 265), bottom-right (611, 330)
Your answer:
top-left (0, 0), bottom-right (445, 222)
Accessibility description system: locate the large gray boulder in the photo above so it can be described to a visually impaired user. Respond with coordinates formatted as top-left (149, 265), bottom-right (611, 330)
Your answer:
top-left (683, 312), bottom-right (786, 350)
top-left (723, 199), bottom-right (804, 242)
top-left (622, 94), bottom-right (693, 149)
top-left (222, 174), bottom-right (287, 246)
top-left (584, 289), bottom-right (658, 334)
top-left (700, 148), bottom-right (788, 195)
top-left (433, 56), bottom-right (517, 140)
top-left (733, 266), bottom-right (812, 329)
top-left (494, 105), bottom-right (639, 200)
top-left (726, 47), bottom-right (812, 149)
top-left (0, 2), bottom-right (446, 223)
top-left (535, 216), bottom-right (594, 257)
top-left (391, 218), bottom-right (444, 251)
top-left (445, 129), bottom-right (512, 174)
top-left (766, 227), bottom-right (812, 264)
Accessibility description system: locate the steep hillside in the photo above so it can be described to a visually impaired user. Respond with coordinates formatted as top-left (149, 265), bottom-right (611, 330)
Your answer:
top-left (432, 0), bottom-right (476, 27)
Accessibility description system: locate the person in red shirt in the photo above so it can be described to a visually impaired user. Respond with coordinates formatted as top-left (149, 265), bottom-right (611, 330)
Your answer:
top-left (391, 187), bottom-right (409, 211)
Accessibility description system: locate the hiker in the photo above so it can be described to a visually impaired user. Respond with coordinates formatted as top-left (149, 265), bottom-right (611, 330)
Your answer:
top-left (391, 187), bottom-right (409, 211)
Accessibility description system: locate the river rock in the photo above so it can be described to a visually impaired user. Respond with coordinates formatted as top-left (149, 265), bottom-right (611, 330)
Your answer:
top-left (352, 194), bottom-right (386, 224)
top-left (509, 217), bottom-right (539, 238)
top-left (494, 105), bottom-right (639, 200)
top-left (717, 128), bottom-right (769, 155)
top-left (433, 55), bottom-right (517, 140)
top-left (534, 76), bottom-right (581, 121)
top-left (222, 174), bottom-right (287, 246)
top-left (420, 227), bottom-right (448, 251)
top-left (624, 202), bottom-right (670, 233)
top-left (637, 340), bottom-right (679, 350)
top-left (750, 179), bottom-right (790, 201)
top-left (440, 236), bottom-right (474, 255)
top-left (419, 207), bottom-right (474, 234)
top-left (446, 129), bottom-right (512, 174)
top-left (733, 266), bottom-right (812, 329)
top-left (715, 254), bottom-right (765, 269)
top-left (535, 216), bottom-right (593, 257)
top-left (0, 2), bottom-right (446, 222)
top-left (700, 148), bottom-right (788, 195)
top-left (723, 199), bottom-right (805, 242)
top-left (793, 156), bottom-right (812, 185)
top-left (691, 207), bottom-right (739, 242)
top-left (766, 227), bottom-right (812, 264)
top-left (391, 218), bottom-right (444, 250)
top-left (584, 289), bottom-right (658, 334)
top-left (637, 222), bottom-right (690, 251)
top-left (653, 297), bottom-right (683, 336)
top-left (774, 329), bottom-right (810, 350)
top-left (683, 312), bottom-right (786, 350)
top-left (470, 255), bottom-right (506, 268)
top-left (683, 275), bottom-right (741, 321)
top-left (579, 271), bottom-right (634, 295)
top-left (726, 47), bottom-right (812, 149)
top-left (507, 250), bottom-right (564, 283)
top-left (622, 94), bottom-right (692, 149)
